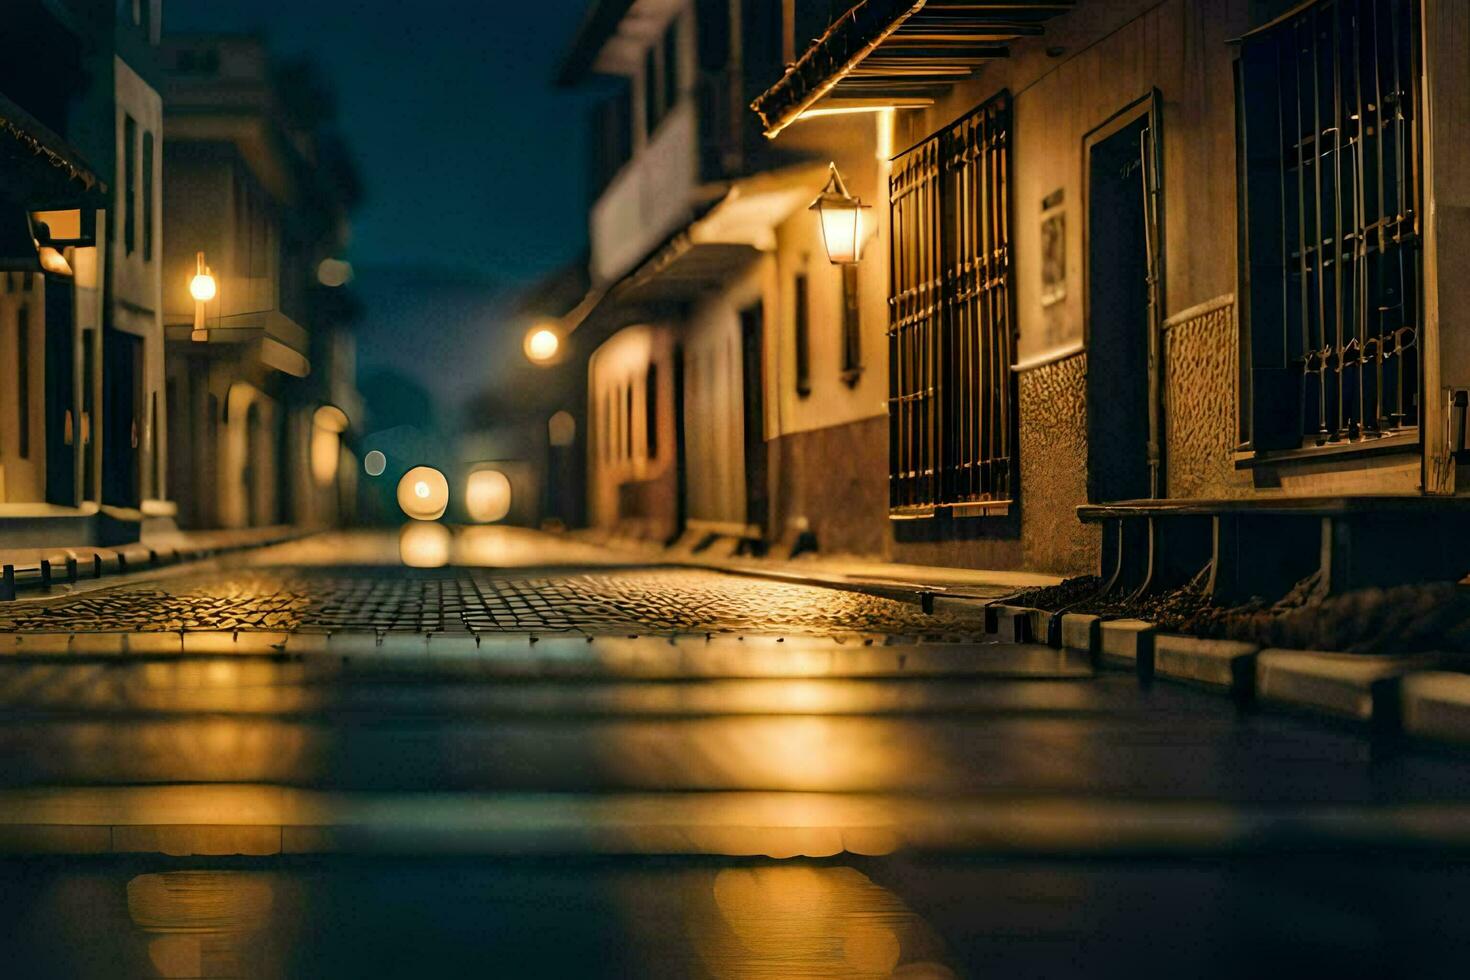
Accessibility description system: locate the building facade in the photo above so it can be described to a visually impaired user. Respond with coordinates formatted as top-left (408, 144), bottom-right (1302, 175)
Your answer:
top-left (0, 0), bottom-right (158, 548)
top-left (158, 34), bottom-right (361, 531)
top-left (740, 0), bottom-right (1470, 595)
top-left (554, 0), bottom-right (1470, 596)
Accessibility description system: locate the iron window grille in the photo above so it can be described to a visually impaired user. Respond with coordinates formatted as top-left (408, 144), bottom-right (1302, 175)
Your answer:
top-left (1240, 0), bottom-right (1422, 450)
top-left (888, 90), bottom-right (1014, 515)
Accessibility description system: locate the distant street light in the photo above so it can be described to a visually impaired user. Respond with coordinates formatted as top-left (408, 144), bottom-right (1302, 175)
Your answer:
top-left (524, 324), bottom-right (563, 365)
top-left (810, 163), bottom-right (871, 265)
top-left (397, 465), bottom-right (449, 521)
top-left (189, 250), bottom-right (216, 342)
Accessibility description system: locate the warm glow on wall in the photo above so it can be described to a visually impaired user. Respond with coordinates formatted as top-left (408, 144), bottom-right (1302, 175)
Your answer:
top-left (396, 465), bottom-right (449, 521)
top-left (310, 427), bottom-right (339, 487)
top-left (464, 468), bottom-right (513, 523)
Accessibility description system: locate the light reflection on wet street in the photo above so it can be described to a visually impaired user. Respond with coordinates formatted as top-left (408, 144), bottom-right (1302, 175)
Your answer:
top-left (1, 530), bottom-right (1470, 976)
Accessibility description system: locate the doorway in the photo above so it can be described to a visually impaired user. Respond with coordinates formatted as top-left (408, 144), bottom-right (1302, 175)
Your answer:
top-left (103, 329), bottom-right (142, 508)
top-left (1085, 94), bottom-right (1162, 503)
top-left (738, 303), bottom-right (768, 532)
top-left (43, 274), bottom-right (76, 506)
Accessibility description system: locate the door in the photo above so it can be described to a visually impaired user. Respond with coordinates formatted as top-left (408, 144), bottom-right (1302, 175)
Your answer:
top-left (103, 329), bottom-right (142, 507)
top-left (1085, 95), bottom-right (1162, 503)
top-left (43, 274), bottom-right (76, 506)
top-left (738, 303), bottom-right (768, 531)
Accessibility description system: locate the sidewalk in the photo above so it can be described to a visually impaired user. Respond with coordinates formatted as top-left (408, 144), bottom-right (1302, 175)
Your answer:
top-left (0, 525), bottom-right (316, 599)
top-left (572, 528), bottom-right (1060, 606)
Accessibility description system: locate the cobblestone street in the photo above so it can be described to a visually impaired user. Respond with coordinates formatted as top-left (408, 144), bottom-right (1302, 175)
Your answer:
top-left (2, 529), bottom-right (1470, 978)
top-left (0, 563), bottom-right (984, 636)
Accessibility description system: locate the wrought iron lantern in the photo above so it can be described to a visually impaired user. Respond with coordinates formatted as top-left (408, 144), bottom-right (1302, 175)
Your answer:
top-left (809, 163), bottom-right (870, 265)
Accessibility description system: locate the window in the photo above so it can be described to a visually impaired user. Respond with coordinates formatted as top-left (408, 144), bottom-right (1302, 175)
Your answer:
top-left (889, 91), bottom-right (1013, 514)
top-left (645, 363), bottom-right (659, 460)
top-left (643, 47), bottom-right (659, 139)
top-left (142, 130), bottom-right (154, 261)
top-left (16, 308), bottom-right (29, 458)
top-left (841, 263), bottom-right (861, 380)
top-left (624, 383), bottom-right (634, 459)
top-left (1239, 0), bottom-right (1422, 450)
top-left (123, 114), bottom-right (136, 254)
top-left (793, 272), bottom-right (811, 397)
top-left (662, 19), bottom-right (680, 116)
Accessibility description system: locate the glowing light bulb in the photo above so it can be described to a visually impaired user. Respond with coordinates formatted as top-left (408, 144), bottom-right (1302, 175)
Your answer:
top-left (190, 271), bottom-right (217, 302)
top-left (524, 326), bottom-right (561, 363)
top-left (397, 466), bottom-right (449, 521)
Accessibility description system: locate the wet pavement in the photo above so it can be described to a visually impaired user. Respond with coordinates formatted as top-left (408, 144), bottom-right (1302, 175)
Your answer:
top-left (1, 528), bottom-right (1469, 977)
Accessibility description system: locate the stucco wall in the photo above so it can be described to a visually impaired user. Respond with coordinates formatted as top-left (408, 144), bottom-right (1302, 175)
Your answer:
top-left (1018, 352), bottom-right (1099, 576)
top-left (1163, 296), bottom-right (1252, 500)
top-left (587, 323), bottom-right (679, 539)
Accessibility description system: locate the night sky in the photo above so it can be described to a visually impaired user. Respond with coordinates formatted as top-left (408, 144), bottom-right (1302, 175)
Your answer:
top-left (165, 0), bottom-right (603, 422)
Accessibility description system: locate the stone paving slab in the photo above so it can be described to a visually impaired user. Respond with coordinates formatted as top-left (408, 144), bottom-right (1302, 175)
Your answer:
top-left (3, 785), bottom-right (1470, 858)
top-left (0, 630), bottom-right (1093, 679)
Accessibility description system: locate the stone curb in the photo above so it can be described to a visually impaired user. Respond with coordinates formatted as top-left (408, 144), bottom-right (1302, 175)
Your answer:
top-left (0, 527), bottom-right (317, 601)
top-left (984, 604), bottom-right (1058, 644)
top-left (1059, 613), bottom-right (1102, 659)
top-left (1098, 619), bottom-right (1157, 676)
top-left (1400, 671), bottom-right (1470, 744)
top-left (1255, 649), bottom-right (1442, 725)
top-left (1153, 635), bottom-right (1260, 695)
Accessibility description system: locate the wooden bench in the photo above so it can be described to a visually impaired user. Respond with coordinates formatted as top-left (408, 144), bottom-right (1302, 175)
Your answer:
top-left (1077, 495), bottom-right (1470, 602)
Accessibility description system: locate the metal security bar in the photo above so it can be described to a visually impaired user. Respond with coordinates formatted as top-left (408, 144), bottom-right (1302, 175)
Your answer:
top-left (1248, 0), bottom-right (1422, 445)
top-left (888, 91), bottom-right (1013, 514)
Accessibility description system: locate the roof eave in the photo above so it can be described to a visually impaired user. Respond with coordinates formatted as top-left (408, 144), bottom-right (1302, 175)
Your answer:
top-left (554, 0), bottom-right (637, 88)
top-left (751, 0), bottom-right (928, 139)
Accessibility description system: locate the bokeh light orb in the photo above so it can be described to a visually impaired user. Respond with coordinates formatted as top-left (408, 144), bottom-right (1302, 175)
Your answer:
top-left (548, 410), bottom-right (576, 447)
top-left (396, 465), bottom-right (449, 521)
top-left (364, 450), bottom-right (386, 477)
top-left (189, 271), bottom-right (217, 302)
top-left (524, 325), bottom-right (562, 364)
top-left (465, 469), bottom-right (513, 523)
top-left (398, 521), bottom-right (451, 568)
top-left (317, 257), bottom-right (354, 287)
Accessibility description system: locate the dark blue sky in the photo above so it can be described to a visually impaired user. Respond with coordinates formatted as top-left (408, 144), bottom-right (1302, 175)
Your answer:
top-left (166, 0), bottom-right (604, 421)
top-left (167, 0), bottom-right (599, 287)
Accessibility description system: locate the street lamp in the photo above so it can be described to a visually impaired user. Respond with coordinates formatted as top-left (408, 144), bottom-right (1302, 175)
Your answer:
top-left (809, 163), bottom-right (871, 265)
top-left (189, 250), bottom-right (216, 342)
top-left (523, 323), bottom-right (563, 365)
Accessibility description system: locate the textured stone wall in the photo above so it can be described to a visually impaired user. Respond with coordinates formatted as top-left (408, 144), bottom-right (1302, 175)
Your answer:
top-left (1017, 351), bottom-right (1099, 576)
top-left (768, 354), bottom-right (1100, 575)
top-left (1163, 297), bottom-right (1251, 500)
top-left (768, 415), bottom-right (891, 558)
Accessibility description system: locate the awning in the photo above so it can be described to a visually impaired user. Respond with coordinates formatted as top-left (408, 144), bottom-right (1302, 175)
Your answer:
top-left (0, 92), bottom-right (106, 206)
top-left (751, 0), bottom-right (1075, 138)
top-left (557, 163), bottom-right (830, 343)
